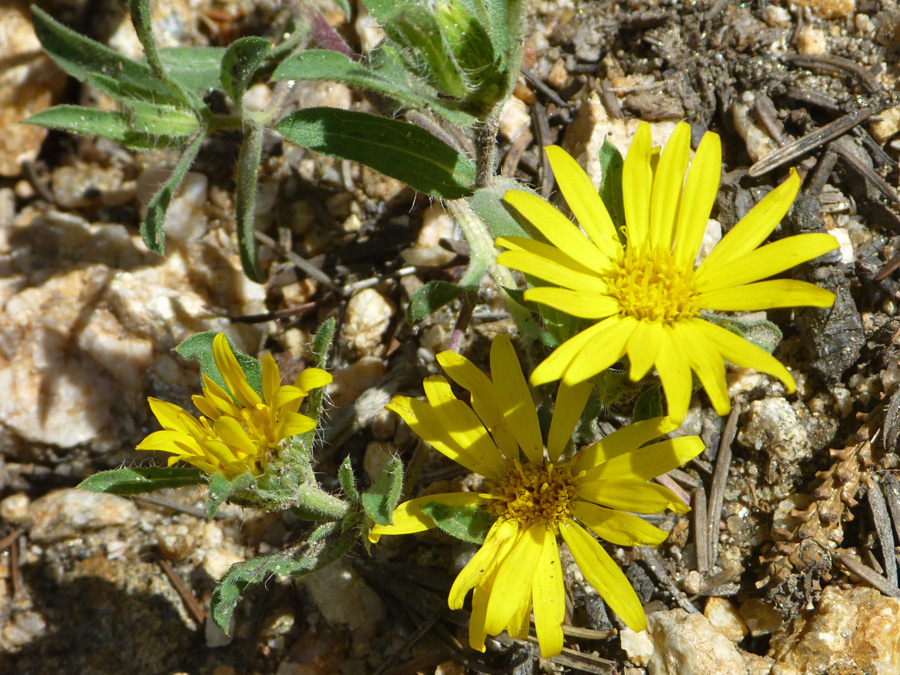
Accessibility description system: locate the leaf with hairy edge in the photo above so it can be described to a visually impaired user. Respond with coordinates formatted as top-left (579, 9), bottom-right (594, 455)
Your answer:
top-left (176, 332), bottom-right (263, 397)
top-left (470, 177), bottom-right (539, 240)
top-left (141, 130), bottom-right (205, 254)
top-left (235, 124), bottom-right (264, 281)
top-left (26, 106), bottom-right (132, 144)
top-left (210, 529), bottom-right (354, 633)
top-left (276, 108), bottom-right (476, 198)
top-left (338, 456), bottom-right (360, 504)
top-left (158, 47), bottom-right (226, 95)
top-left (221, 37), bottom-right (271, 108)
top-left (78, 467), bottom-right (204, 494)
top-left (632, 386), bottom-right (664, 423)
top-left (407, 281), bottom-right (468, 324)
top-left (420, 501), bottom-right (495, 544)
top-left (207, 472), bottom-right (255, 519)
top-left (361, 455), bottom-right (404, 526)
top-left (272, 50), bottom-right (474, 127)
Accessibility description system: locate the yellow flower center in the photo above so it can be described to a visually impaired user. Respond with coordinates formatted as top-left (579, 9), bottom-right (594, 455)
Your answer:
top-left (487, 461), bottom-right (577, 531)
top-left (609, 244), bottom-right (699, 324)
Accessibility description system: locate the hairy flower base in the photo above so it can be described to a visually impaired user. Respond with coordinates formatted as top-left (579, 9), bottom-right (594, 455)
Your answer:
top-left (370, 336), bottom-right (704, 657)
top-left (498, 123), bottom-right (839, 422)
top-left (137, 334), bottom-right (331, 478)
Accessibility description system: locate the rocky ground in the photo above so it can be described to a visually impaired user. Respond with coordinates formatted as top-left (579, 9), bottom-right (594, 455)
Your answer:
top-left (4, 0), bottom-right (900, 673)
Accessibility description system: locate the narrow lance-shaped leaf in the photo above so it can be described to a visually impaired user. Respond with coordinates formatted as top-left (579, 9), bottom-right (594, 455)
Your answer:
top-left (78, 467), bottom-right (205, 495)
top-left (338, 456), bottom-right (360, 504)
top-left (141, 129), bottom-right (205, 254)
top-left (26, 106), bottom-right (133, 145)
top-left (276, 108), bottom-right (476, 198)
top-left (235, 124), bottom-right (264, 281)
top-left (361, 455), bottom-right (404, 525)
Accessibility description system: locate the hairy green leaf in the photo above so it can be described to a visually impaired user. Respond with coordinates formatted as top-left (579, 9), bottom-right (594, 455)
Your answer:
top-left (420, 501), bottom-right (494, 544)
top-left (632, 386), bottom-right (664, 423)
top-left (221, 37), bottom-right (271, 107)
top-left (123, 98), bottom-right (202, 139)
top-left (276, 108), bottom-right (476, 198)
top-left (338, 456), bottom-right (360, 504)
top-left (207, 472), bottom-right (255, 518)
top-left (158, 47), bottom-right (226, 94)
top-left (406, 281), bottom-right (468, 324)
top-left (235, 124), bottom-right (264, 281)
top-left (78, 467), bottom-right (204, 494)
top-left (361, 455), bottom-right (404, 526)
top-left (470, 178), bottom-right (540, 239)
top-left (175, 331), bottom-right (263, 396)
top-left (599, 139), bottom-right (626, 240)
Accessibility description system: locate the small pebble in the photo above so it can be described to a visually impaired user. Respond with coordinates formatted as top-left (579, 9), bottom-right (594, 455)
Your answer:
top-left (620, 626), bottom-right (654, 665)
top-left (0, 492), bottom-right (30, 524)
top-left (704, 597), bottom-right (749, 642)
top-left (341, 289), bottom-right (394, 357)
top-left (739, 598), bottom-right (784, 637)
top-left (795, 25), bottom-right (828, 55)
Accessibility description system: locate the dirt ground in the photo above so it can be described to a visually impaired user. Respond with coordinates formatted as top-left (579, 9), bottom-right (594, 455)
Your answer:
top-left (4, 0), bottom-right (900, 673)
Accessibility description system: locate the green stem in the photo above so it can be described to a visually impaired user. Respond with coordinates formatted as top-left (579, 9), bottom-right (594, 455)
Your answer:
top-left (130, 0), bottom-right (165, 79)
top-left (207, 114), bottom-right (246, 133)
top-left (292, 484), bottom-right (351, 521)
top-left (475, 108), bottom-right (500, 188)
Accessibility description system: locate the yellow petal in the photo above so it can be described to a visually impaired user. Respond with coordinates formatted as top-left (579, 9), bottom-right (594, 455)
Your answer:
top-left (531, 318), bottom-right (617, 387)
top-left (423, 376), bottom-right (509, 476)
top-left (673, 130), bottom-right (722, 265)
top-left (581, 436), bottom-right (706, 483)
top-left (649, 122), bottom-right (690, 247)
top-left (449, 518), bottom-right (519, 609)
top-left (436, 349), bottom-right (518, 458)
top-left (496, 235), bottom-right (602, 277)
top-left (212, 416), bottom-right (259, 458)
top-left (574, 415), bottom-right (679, 474)
top-left (655, 329), bottom-right (693, 424)
top-left (562, 315), bottom-right (637, 386)
top-left (200, 375), bottom-right (240, 417)
top-left (559, 520), bottom-right (647, 631)
top-left (497, 249), bottom-right (609, 293)
top-left (622, 123), bottom-right (653, 248)
top-left (697, 168), bottom-right (799, 273)
top-left (490, 335), bottom-right (544, 465)
top-left (572, 501), bottom-right (669, 546)
top-left (532, 527), bottom-right (565, 657)
top-left (271, 385), bottom-right (307, 410)
top-left (544, 145), bottom-right (620, 257)
top-left (295, 367), bottom-right (332, 392)
top-left (213, 333), bottom-right (262, 409)
top-left (698, 279), bottom-right (837, 311)
top-left (136, 429), bottom-right (200, 455)
top-left (503, 190), bottom-right (613, 272)
top-left (484, 523), bottom-right (544, 636)
top-left (369, 492), bottom-right (488, 541)
top-left (696, 232), bottom-right (839, 292)
top-left (276, 411), bottom-right (316, 439)
top-left (261, 353), bottom-right (280, 405)
top-left (693, 318), bottom-right (795, 392)
top-left (468, 581), bottom-right (492, 652)
top-left (576, 478), bottom-right (690, 514)
top-left (626, 320), bottom-right (665, 381)
top-left (524, 286), bottom-right (619, 319)
top-left (192, 394), bottom-right (220, 420)
top-left (508, 591), bottom-right (532, 640)
top-left (547, 379), bottom-right (593, 462)
top-left (670, 322), bottom-right (729, 416)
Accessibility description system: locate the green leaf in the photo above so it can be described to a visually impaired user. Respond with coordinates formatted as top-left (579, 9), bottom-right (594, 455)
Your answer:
top-left (272, 50), bottom-right (474, 127)
top-left (235, 124), bottom-right (264, 281)
top-left (176, 331), bottom-right (263, 396)
top-left (26, 106), bottom-right (132, 144)
top-left (406, 281), bottom-right (468, 324)
top-left (420, 501), bottom-right (495, 544)
top-left (78, 467), bottom-right (204, 495)
top-left (361, 455), bottom-right (404, 526)
top-left (312, 317), bottom-right (336, 369)
top-left (221, 37), bottom-right (271, 108)
top-left (599, 139), bottom-right (626, 239)
top-left (206, 472), bottom-right (255, 518)
top-left (632, 386), bottom-right (664, 423)
top-left (122, 98), bottom-right (202, 139)
top-left (31, 6), bottom-right (192, 107)
top-left (470, 178), bottom-right (540, 239)
top-left (210, 529), bottom-right (355, 633)
top-left (704, 314), bottom-right (783, 354)
top-left (141, 129), bottom-right (205, 254)
top-left (158, 47), bottom-right (226, 94)
top-left (338, 456), bottom-right (360, 504)
top-left (276, 108), bottom-right (476, 198)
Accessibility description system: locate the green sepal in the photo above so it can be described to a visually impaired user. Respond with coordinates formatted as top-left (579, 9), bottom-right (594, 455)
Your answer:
top-left (598, 139), bottom-right (626, 241)
top-left (275, 107), bottom-right (476, 199)
top-left (632, 385), bottom-right (664, 423)
top-left (175, 331), bottom-right (263, 397)
top-left (338, 456), bottom-right (360, 505)
top-left (221, 37), bottom-right (271, 110)
top-left (406, 281), bottom-right (469, 324)
top-left (210, 528), bottom-right (355, 634)
top-left (78, 467), bottom-right (204, 495)
top-left (420, 501), bottom-right (495, 544)
top-left (206, 472), bottom-right (255, 519)
top-left (361, 455), bottom-right (404, 526)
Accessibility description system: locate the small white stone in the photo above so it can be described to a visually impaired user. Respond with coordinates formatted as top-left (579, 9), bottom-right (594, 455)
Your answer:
top-left (704, 597), bottom-right (749, 642)
top-left (401, 203), bottom-right (457, 268)
top-left (202, 548), bottom-right (244, 581)
top-left (764, 5), bottom-right (792, 26)
top-left (302, 561), bottom-right (386, 643)
top-left (0, 492), bottom-right (30, 525)
top-left (341, 289), bottom-right (394, 356)
top-left (648, 610), bottom-right (747, 675)
top-left (621, 627), bottom-right (654, 665)
top-left (795, 25), bottom-right (828, 55)
top-left (27, 489), bottom-right (139, 543)
top-left (498, 95), bottom-right (531, 143)
top-left (738, 598), bottom-right (783, 637)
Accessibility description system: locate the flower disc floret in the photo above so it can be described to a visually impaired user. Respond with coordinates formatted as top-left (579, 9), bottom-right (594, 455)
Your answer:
top-left (369, 335), bottom-right (705, 657)
top-left (497, 122), bottom-right (840, 422)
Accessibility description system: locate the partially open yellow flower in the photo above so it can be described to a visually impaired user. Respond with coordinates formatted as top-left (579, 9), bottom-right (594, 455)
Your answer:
top-left (137, 334), bottom-right (332, 477)
top-left (370, 335), bottom-right (704, 657)
top-left (498, 122), bottom-right (839, 422)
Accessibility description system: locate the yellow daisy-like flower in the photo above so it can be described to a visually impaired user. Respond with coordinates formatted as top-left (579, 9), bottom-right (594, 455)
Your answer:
top-left (497, 122), bottom-right (839, 423)
top-left (370, 335), bottom-right (704, 657)
top-left (137, 333), bottom-right (332, 478)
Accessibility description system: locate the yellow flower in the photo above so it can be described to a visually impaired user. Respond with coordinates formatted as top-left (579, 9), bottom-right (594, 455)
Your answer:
top-left (370, 335), bottom-right (704, 657)
top-left (137, 334), bottom-right (332, 478)
top-left (497, 122), bottom-right (839, 422)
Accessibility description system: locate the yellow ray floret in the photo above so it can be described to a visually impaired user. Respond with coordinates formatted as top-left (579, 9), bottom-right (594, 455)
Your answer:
top-left (498, 122), bottom-right (839, 423)
top-left (371, 336), bottom-right (705, 657)
top-left (137, 333), bottom-right (331, 478)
